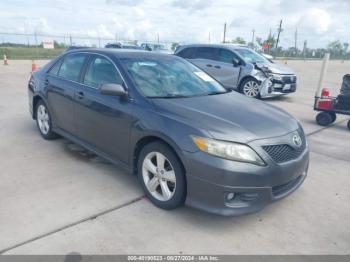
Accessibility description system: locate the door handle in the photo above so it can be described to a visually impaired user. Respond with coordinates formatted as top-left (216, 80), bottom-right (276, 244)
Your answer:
top-left (214, 65), bottom-right (221, 69)
top-left (76, 91), bottom-right (84, 99)
top-left (206, 64), bottom-right (213, 67)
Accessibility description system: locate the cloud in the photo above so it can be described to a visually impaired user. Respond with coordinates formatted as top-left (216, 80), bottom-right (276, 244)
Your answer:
top-left (297, 8), bottom-right (332, 34)
top-left (172, 0), bottom-right (213, 11)
top-left (0, 0), bottom-right (348, 48)
top-left (106, 0), bottom-right (144, 6)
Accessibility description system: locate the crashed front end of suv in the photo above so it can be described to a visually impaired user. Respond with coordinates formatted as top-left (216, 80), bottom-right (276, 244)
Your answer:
top-left (247, 62), bottom-right (297, 98)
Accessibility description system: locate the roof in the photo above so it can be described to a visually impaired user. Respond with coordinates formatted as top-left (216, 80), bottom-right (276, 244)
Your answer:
top-left (66, 48), bottom-right (176, 59)
top-left (176, 43), bottom-right (249, 52)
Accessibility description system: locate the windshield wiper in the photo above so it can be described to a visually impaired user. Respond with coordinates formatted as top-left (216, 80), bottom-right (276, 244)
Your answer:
top-left (149, 94), bottom-right (189, 99)
top-left (206, 90), bottom-right (230, 95)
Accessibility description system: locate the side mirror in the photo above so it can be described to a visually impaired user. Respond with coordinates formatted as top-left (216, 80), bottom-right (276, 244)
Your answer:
top-left (232, 58), bottom-right (241, 67)
top-left (100, 83), bottom-right (127, 96)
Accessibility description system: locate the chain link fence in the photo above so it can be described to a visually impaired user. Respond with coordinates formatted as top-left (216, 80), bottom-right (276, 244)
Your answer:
top-left (0, 32), bottom-right (177, 59)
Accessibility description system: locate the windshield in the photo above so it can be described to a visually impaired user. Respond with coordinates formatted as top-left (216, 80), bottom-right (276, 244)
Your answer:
top-left (234, 48), bottom-right (269, 64)
top-left (120, 57), bottom-right (227, 98)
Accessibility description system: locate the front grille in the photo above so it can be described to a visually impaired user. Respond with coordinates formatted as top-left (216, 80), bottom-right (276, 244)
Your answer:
top-left (262, 134), bottom-right (306, 164)
top-left (282, 75), bottom-right (297, 83)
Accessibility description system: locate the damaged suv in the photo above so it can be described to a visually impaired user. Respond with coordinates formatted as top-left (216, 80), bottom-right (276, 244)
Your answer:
top-left (175, 44), bottom-right (297, 98)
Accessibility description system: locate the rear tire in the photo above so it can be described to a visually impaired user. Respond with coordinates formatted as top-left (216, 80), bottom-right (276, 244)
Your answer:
top-left (35, 100), bottom-right (59, 140)
top-left (137, 141), bottom-right (186, 210)
top-left (316, 112), bottom-right (333, 126)
top-left (347, 120), bottom-right (350, 131)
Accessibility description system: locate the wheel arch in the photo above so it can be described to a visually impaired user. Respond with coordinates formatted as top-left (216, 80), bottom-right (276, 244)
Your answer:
top-left (32, 95), bottom-right (45, 119)
top-left (132, 134), bottom-right (186, 176)
top-left (238, 76), bottom-right (261, 91)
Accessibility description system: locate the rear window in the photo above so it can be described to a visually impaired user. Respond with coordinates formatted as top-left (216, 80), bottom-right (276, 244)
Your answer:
top-left (58, 53), bottom-right (87, 82)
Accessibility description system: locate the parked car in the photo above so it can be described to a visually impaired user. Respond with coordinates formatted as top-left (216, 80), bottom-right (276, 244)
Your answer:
top-left (28, 48), bottom-right (309, 216)
top-left (140, 43), bottom-right (173, 54)
top-left (64, 46), bottom-right (90, 52)
top-left (175, 44), bottom-right (297, 98)
top-left (105, 42), bottom-right (141, 50)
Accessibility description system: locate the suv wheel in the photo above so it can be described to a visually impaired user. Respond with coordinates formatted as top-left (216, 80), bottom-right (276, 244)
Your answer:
top-left (137, 141), bottom-right (186, 210)
top-left (240, 78), bottom-right (261, 98)
top-left (36, 100), bottom-right (58, 140)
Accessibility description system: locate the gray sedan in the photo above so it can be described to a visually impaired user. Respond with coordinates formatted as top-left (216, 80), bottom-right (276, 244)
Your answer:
top-left (28, 49), bottom-right (308, 216)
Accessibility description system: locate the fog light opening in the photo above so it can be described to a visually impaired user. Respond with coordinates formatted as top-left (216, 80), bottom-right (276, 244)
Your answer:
top-left (225, 192), bottom-right (236, 202)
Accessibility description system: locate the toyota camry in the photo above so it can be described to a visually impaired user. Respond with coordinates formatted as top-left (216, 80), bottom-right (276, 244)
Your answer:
top-left (28, 49), bottom-right (309, 216)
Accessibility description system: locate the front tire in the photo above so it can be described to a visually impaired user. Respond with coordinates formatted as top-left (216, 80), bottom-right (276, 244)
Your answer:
top-left (239, 78), bottom-right (261, 98)
top-left (35, 100), bottom-right (58, 140)
top-left (137, 141), bottom-right (186, 210)
top-left (347, 120), bottom-right (350, 131)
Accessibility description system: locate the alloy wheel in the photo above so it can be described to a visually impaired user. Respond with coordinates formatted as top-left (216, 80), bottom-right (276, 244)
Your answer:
top-left (37, 104), bottom-right (50, 135)
top-left (243, 80), bottom-right (260, 97)
top-left (142, 151), bottom-right (176, 201)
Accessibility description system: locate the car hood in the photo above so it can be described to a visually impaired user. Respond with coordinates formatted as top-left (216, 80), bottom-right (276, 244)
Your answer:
top-left (152, 92), bottom-right (299, 143)
top-left (256, 62), bottom-right (295, 75)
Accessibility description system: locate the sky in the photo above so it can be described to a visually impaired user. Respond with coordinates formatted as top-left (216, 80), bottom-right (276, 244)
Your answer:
top-left (0, 0), bottom-right (349, 48)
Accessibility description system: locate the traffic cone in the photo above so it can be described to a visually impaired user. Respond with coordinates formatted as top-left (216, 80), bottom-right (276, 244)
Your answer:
top-left (3, 54), bottom-right (8, 65)
top-left (31, 60), bottom-right (37, 72)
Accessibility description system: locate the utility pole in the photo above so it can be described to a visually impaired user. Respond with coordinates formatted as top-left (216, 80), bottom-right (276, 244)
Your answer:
top-left (157, 33), bottom-right (159, 44)
top-left (303, 40), bottom-right (307, 60)
top-left (251, 29), bottom-right (255, 49)
top-left (208, 32), bottom-right (211, 43)
top-left (223, 22), bottom-right (227, 43)
top-left (294, 27), bottom-right (298, 52)
top-left (275, 19), bottom-right (283, 50)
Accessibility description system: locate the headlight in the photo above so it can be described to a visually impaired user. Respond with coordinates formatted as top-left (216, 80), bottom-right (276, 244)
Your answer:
top-left (270, 73), bottom-right (283, 81)
top-left (191, 136), bottom-right (265, 166)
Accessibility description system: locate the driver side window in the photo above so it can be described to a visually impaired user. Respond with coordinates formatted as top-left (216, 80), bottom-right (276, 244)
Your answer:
top-left (84, 56), bottom-right (123, 88)
top-left (218, 49), bottom-right (240, 64)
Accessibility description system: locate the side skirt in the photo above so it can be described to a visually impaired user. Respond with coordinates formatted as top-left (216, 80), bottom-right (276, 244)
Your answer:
top-left (53, 127), bottom-right (133, 174)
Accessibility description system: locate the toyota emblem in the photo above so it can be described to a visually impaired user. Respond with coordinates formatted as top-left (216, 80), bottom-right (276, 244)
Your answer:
top-left (292, 134), bottom-right (302, 147)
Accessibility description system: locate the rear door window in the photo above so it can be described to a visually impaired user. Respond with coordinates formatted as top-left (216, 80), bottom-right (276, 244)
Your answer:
top-left (58, 53), bottom-right (87, 82)
top-left (83, 56), bottom-right (123, 89)
top-left (194, 47), bottom-right (217, 61)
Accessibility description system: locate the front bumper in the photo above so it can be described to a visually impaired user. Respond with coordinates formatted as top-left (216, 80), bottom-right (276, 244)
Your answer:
top-left (260, 75), bottom-right (297, 98)
top-left (182, 132), bottom-right (309, 216)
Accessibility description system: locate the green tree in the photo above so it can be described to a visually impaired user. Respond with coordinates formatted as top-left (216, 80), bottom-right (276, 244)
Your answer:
top-left (231, 37), bottom-right (246, 45)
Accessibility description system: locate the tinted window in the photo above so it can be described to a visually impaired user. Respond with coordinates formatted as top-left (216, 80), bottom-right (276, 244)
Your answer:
top-left (218, 49), bottom-right (240, 64)
top-left (234, 48), bottom-right (268, 63)
top-left (84, 56), bottom-right (123, 88)
top-left (48, 59), bottom-right (62, 75)
top-left (177, 47), bottom-right (196, 59)
top-left (58, 54), bottom-right (86, 82)
top-left (195, 47), bottom-right (216, 60)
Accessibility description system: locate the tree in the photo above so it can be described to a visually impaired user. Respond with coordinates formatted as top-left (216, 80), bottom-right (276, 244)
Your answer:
top-left (327, 40), bottom-right (344, 59)
top-left (231, 37), bottom-right (246, 45)
top-left (171, 42), bottom-right (179, 51)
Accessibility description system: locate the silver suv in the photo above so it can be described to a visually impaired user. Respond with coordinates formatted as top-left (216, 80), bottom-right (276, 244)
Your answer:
top-left (175, 44), bottom-right (297, 98)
